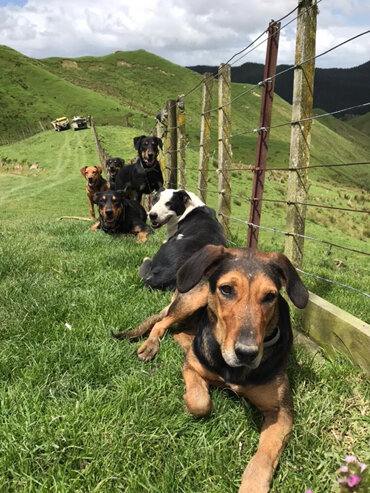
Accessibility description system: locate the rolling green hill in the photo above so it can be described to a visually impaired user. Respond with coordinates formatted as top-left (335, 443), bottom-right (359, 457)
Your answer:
top-left (0, 45), bottom-right (369, 191)
top-left (347, 112), bottom-right (370, 135)
top-left (0, 46), bottom-right (145, 141)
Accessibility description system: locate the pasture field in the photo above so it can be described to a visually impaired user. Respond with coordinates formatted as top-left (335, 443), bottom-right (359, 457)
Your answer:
top-left (0, 127), bottom-right (369, 492)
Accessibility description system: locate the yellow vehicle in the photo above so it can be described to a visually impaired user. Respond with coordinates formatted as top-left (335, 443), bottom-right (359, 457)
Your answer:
top-left (51, 116), bottom-right (70, 131)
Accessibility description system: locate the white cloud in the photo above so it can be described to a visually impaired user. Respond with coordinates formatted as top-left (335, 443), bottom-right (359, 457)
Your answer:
top-left (0, 0), bottom-right (368, 67)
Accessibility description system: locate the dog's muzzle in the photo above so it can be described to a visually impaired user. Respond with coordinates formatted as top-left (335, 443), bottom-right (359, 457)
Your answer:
top-left (149, 212), bottom-right (170, 229)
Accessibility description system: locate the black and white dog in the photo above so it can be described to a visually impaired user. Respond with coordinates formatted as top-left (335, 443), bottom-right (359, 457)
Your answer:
top-left (139, 188), bottom-right (226, 291)
top-left (149, 188), bottom-right (206, 240)
top-left (114, 135), bottom-right (163, 203)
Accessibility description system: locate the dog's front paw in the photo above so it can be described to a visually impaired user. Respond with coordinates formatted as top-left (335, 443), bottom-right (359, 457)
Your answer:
top-left (90, 220), bottom-right (100, 231)
top-left (239, 457), bottom-right (272, 493)
top-left (184, 392), bottom-right (213, 418)
top-left (137, 337), bottom-right (159, 361)
top-left (137, 231), bottom-right (149, 243)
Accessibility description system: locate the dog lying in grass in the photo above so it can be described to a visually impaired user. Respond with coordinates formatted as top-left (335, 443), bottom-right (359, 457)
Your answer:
top-left (91, 190), bottom-right (151, 243)
top-left (80, 166), bottom-right (108, 219)
top-left (139, 189), bottom-right (226, 290)
top-left (113, 245), bottom-right (309, 493)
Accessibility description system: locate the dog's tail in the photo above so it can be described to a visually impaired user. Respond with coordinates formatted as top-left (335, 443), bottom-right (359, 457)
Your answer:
top-left (111, 312), bottom-right (165, 341)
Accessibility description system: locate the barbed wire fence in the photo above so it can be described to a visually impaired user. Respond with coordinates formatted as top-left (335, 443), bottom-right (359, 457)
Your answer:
top-left (151, 0), bottom-right (370, 302)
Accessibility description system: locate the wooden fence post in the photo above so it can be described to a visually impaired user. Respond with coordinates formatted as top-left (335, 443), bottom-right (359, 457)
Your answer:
top-left (153, 108), bottom-right (167, 180)
top-left (247, 20), bottom-right (281, 249)
top-left (198, 73), bottom-right (214, 203)
top-left (217, 63), bottom-right (232, 238)
top-left (177, 95), bottom-right (186, 189)
top-left (166, 99), bottom-right (178, 189)
top-left (91, 117), bottom-right (109, 168)
top-left (284, 0), bottom-right (318, 268)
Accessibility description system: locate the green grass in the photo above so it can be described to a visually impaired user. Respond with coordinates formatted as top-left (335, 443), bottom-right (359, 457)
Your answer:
top-left (346, 112), bottom-right (370, 136)
top-left (0, 127), bottom-right (369, 492)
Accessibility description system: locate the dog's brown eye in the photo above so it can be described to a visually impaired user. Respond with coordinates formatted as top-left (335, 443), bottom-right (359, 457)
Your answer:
top-left (262, 292), bottom-right (277, 304)
top-left (219, 285), bottom-right (233, 297)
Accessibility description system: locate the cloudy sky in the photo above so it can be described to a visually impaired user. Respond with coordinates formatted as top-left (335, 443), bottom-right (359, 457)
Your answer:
top-left (0, 0), bottom-right (369, 68)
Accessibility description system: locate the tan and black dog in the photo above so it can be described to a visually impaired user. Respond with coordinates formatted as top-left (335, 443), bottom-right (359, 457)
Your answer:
top-left (113, 245), bottom-right (309, 493)
top-left (80, 166), bottom-right (108, 219)
top-left (105, 157), bottom-right (125, 190)
top-left (91, 190), bottom-right (151, 243)
top-left (114, 135), bottom-right (163, 203)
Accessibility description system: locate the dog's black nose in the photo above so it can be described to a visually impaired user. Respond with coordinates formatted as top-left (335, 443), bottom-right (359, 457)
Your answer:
top-left (234, 344), bottom-right (259, 364)
top-left (105, 209), bottom-right (113, 217)
top-left (149, 212), bottom-right (158, 221)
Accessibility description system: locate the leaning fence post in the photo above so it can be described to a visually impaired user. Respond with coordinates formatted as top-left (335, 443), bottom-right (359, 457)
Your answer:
top-left (284, 0), bottom-right (317, 268)
top-left (247, 20), bottom-right (281, 249)
top-left (198, 73), bottom-right (214, 203)
top-left (166, 99), bottom-right (178, 189)
top-left (177, 95), bottom-right (186, 189)
top-left (217, 63), bottom-right (232, 238)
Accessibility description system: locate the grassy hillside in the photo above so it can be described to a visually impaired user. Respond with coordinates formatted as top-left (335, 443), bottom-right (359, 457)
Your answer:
top-left (0, 46), bottom-right (369, 191)
top-left (347, 112), bottom-right (370, 135)
top-left (0, 128), bottom-right (369, 493)
top-left (0, 46), bottom-right (145, 142)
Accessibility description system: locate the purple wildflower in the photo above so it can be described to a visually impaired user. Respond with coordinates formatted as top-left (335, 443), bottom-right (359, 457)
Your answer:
top-left (345, 455), bottom-right (357, 464)
top-left (347, 474), bottom-right (361, 487)
top-left (340, 466), bottom-right (349, 473)
top-left (359, 462), bottom-right (367, 473)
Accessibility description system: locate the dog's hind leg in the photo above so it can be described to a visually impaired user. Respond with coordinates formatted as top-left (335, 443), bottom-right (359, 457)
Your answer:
top-left (238, 372), bottom-right (293, 493)
top-left (139, 258), bottom-right (152, 280)
top-left (136, 283), bottom-right (209, 361)
top-left (111, 305), bottom-right (170, 341)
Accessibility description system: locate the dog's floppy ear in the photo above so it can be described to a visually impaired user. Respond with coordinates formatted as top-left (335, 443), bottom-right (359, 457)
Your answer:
top-left (269, 253), bottom-right (309, 309)
top-left (176, 189), bottom-right (191, 205)
top-left (154, 137), bottom-right (163, 150)
top-left (114, 189), bottom-right (128, 204)
top-left (93, 192), bottom-right (102, 204)
top-left (177, 245), bottom-right (226, 293)
top-left (95, 166), bottom-right (103, 175)
top-left (80, 166), bottom-right (87, 176)
top-left (133, 135), bottom-right (146, 150)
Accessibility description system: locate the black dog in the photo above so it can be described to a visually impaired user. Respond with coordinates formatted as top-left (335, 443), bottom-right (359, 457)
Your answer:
top-left (106, 157), bottom-right (125, 190)
top-left (114, 135), bottom-right (163, 203)
top-left (91, 190), bottom-right (151, 243)
top-left (139, 189), bottom-right (226, 290)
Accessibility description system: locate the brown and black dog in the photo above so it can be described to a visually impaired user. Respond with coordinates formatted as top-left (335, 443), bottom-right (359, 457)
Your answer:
top-left (114, 135), bottom-right (163, 203)
top-left (91, 190), bottom-right (151, 243)
top-left (105, 157), bottom-right (125, 190)
top-left (80, 166), bottom-right (108, 219)
top-left (113, 245), bottom-right (309, 492)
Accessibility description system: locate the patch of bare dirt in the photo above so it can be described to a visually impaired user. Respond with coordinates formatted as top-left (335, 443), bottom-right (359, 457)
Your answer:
top-left (62, 60), bottom-right (79, 69)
